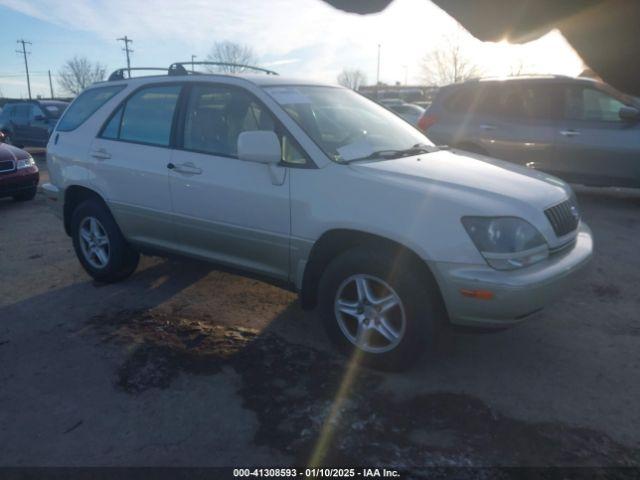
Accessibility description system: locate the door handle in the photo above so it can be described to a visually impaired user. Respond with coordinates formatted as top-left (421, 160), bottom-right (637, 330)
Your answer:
top-left (169, 162), bottom-right (202, 175)
top-left (90, 148), bottom-right (111, 160)
top-left (560, 129), bottom-right (581, 137)
top-left (480, 124), bottom-right (497, 131)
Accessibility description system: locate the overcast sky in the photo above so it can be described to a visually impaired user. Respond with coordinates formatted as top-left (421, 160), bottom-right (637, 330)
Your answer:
top-left (0, 0), bottom-right (585, 98)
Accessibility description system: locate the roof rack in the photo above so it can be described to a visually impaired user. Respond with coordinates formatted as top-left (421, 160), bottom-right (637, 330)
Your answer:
top-left (107, 62), bottom-right (278, 82)
top-left (168, 61), bottom-right (278, 76)
top-left (108, 67), bottom-right (176, 81)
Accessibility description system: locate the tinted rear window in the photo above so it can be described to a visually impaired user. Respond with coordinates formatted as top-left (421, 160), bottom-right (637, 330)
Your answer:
top-left (444, 83), bottom-right (554, 119)
top-left (57, 85), bottom-right (125, 132)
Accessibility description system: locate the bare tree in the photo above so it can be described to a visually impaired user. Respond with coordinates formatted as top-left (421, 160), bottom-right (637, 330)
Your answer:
top-left (205, 41), bottom-right (259, 73)
top-left (58, 56), bottom-right (106, 95)
top-left (337, 69), bottom-right (367, 90)
top-left (421, 36), bottom-right (480, 86)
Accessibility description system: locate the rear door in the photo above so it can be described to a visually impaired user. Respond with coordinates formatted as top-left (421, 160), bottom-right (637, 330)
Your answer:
top-left (471, 82), bottom-right (558, 168)
top-left (168, 83), bottom-right (294, 280)
top-left (552, 83), bottom-right (640, 187)
top-left (90, 83), bottom-right (182, 249)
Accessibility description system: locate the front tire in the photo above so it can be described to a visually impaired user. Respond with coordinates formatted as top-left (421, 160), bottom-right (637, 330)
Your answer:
top-left (71, 199), bottom-right (139, 283)
top-left (318, 246), bottom-right (444, 370)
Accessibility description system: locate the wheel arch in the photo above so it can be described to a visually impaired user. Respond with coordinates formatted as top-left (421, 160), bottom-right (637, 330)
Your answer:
top-left (299, 229), bottom-right (445, 312)
top-left (63, 185), bottom-right (109, 236)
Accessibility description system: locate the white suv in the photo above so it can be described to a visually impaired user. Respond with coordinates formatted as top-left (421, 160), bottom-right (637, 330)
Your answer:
top-left (42, 65), bottom-right (593, 369)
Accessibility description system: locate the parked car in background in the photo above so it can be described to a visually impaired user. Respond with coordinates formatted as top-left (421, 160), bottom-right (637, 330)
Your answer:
top-left (420, 76), bottom-right (640, 188)
top-left (42, 67), bottom-right (592, 369)
top-left (0, 100), bottom-right (69, 148)
top-left (386, 102), bottom-right (425, 126)
top-left (0, 134), bottom-right (39, 201)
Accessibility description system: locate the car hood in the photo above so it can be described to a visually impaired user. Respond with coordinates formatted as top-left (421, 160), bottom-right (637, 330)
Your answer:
top-left (0, 143), bottom-right (30, 161)
top-left (350, 149), bottom-right (570, 210)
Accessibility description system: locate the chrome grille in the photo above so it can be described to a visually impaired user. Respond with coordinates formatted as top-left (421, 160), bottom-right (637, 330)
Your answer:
top-left (545, 200), bottom-right (580, 237)
top-left (0, 160), bottom-right (15, 174)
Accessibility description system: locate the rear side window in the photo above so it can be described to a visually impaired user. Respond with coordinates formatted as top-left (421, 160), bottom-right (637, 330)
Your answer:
top-left (105, 85), bottom-right (181, 147)
top-left (443, 88), bottom-right (482, 114)
top-left (57, 85), bottom-right (125, 132)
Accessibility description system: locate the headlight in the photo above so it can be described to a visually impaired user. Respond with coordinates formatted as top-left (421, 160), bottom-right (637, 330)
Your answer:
top-left (16, 156), bottom-right (35, 169)
top-left (462, 216), bottom-right (548, 270)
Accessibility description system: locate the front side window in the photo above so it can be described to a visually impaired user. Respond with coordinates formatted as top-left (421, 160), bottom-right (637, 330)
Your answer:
top-left (565, 86), bottom-right (627, 122)
top-left (264, 86), bottom-right (431, 162)
top-left (57, 85), bottom-right (125, 132)
top-left (182, 85), bottom-right (307, 164)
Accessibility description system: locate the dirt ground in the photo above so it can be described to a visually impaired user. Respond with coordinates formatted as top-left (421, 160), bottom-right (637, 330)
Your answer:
top-left (1, 156), bottom-right (639, 470)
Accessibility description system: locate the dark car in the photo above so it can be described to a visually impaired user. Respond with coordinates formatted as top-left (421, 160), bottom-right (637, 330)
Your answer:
top-left (0, 133), bottom-right (39, 201)
top-left (0, 100), bottom-right (68, 148)
top-left (419, 76), bottom-right (640, 188)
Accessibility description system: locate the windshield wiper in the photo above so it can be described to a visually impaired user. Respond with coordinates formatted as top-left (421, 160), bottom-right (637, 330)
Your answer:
top-left (343, 143), bottom-right (439, 163)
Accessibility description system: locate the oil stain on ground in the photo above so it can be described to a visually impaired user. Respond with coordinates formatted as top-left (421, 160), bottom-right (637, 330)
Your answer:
top-left (90, 309), bottom-right (640, 470)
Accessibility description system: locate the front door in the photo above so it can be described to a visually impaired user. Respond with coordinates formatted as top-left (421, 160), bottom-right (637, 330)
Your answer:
top-left (168, 83), bottom-right (291, 280)
top-left (552, 84), bottom-right (640, 187)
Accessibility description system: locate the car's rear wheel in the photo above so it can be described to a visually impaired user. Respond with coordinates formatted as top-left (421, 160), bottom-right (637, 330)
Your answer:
top-left (71, 199), bottom-right (139, 283)
top-left (318, 246), bottom-right (443, 370)
top-left (12, 187), bottom-right (37, 201)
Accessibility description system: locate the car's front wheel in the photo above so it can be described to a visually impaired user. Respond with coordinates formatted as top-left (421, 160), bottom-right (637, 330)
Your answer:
top-left (71, 199), bottom-right (139, 283)
top-left (318, 246), bottom-right (444, 370)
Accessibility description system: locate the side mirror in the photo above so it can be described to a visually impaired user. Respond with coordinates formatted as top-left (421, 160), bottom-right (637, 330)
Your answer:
top-left (34, 114), bottom-right (46, 122)
top-left (237, 130), bottom-right (281, 164)
top-left (619, 106), bottom-right (640, 122)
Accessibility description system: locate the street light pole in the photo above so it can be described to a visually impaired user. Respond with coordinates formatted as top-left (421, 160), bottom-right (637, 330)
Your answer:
top-left (376, 44), bottom-right (381, 86)
top-left (191, 54), bottom-right (197, 73)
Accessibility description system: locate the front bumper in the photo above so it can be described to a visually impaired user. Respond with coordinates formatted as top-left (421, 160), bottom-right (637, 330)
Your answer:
top-left (431, 222), bottom-right (594, 327)
top-left (0, 167), bottom-right (39, 198)
top-left (41, 182), bottom-right (63, 219)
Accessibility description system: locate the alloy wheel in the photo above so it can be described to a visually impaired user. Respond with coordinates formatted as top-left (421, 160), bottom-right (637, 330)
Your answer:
top-left (334, 274), bottom-right (406, 354)
top-left (79, 216), bottom-right (110, 269)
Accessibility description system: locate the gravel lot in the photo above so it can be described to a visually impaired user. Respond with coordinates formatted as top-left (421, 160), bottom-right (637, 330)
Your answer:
top-left (1, 157), bottom-right (639, 469)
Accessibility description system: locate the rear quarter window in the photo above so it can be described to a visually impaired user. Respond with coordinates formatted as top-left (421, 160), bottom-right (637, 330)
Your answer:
top-left (57, 85), bottom-right (125, 132)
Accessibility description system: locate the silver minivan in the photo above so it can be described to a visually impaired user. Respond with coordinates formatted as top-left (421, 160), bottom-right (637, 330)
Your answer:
top-left (420, 76), bottom-right (640, 188)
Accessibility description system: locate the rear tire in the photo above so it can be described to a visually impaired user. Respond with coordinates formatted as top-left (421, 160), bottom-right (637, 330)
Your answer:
top-left (318, 246), bottom-right (444, 371)
top-left (13, 187), bottom-right (37, 201)
top-left (70, 199), bottom-right (139, 283)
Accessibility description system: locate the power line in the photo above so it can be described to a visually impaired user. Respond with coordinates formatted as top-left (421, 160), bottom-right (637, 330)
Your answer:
top-left (16, 39), bottom-right (32, 100)
top-left (117, 35), bottom-right (133, 76)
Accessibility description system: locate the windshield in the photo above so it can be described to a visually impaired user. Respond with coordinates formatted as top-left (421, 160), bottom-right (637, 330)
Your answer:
top-left (264, 86), bottom-right (433, 162)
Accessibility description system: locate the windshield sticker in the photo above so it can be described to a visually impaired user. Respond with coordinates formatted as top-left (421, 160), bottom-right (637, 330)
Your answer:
top-left (336, 138), bottom-right (375, 162)
top-left (266, 87), bottom-right (312, 105)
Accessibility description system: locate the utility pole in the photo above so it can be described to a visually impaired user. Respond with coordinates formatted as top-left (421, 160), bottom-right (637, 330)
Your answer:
top-left (48, 70), bottom-right (55, 99)
top-left (403, 65), bottom-right (408, 86)
top-left (376, 44), bottom-right (381, 86)
top-left (16, 39), bottom-right (32, 100)
top-left (117, 36), bottom-right (133, 77)
top-left (191, 54), bottom-right (197, 73)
